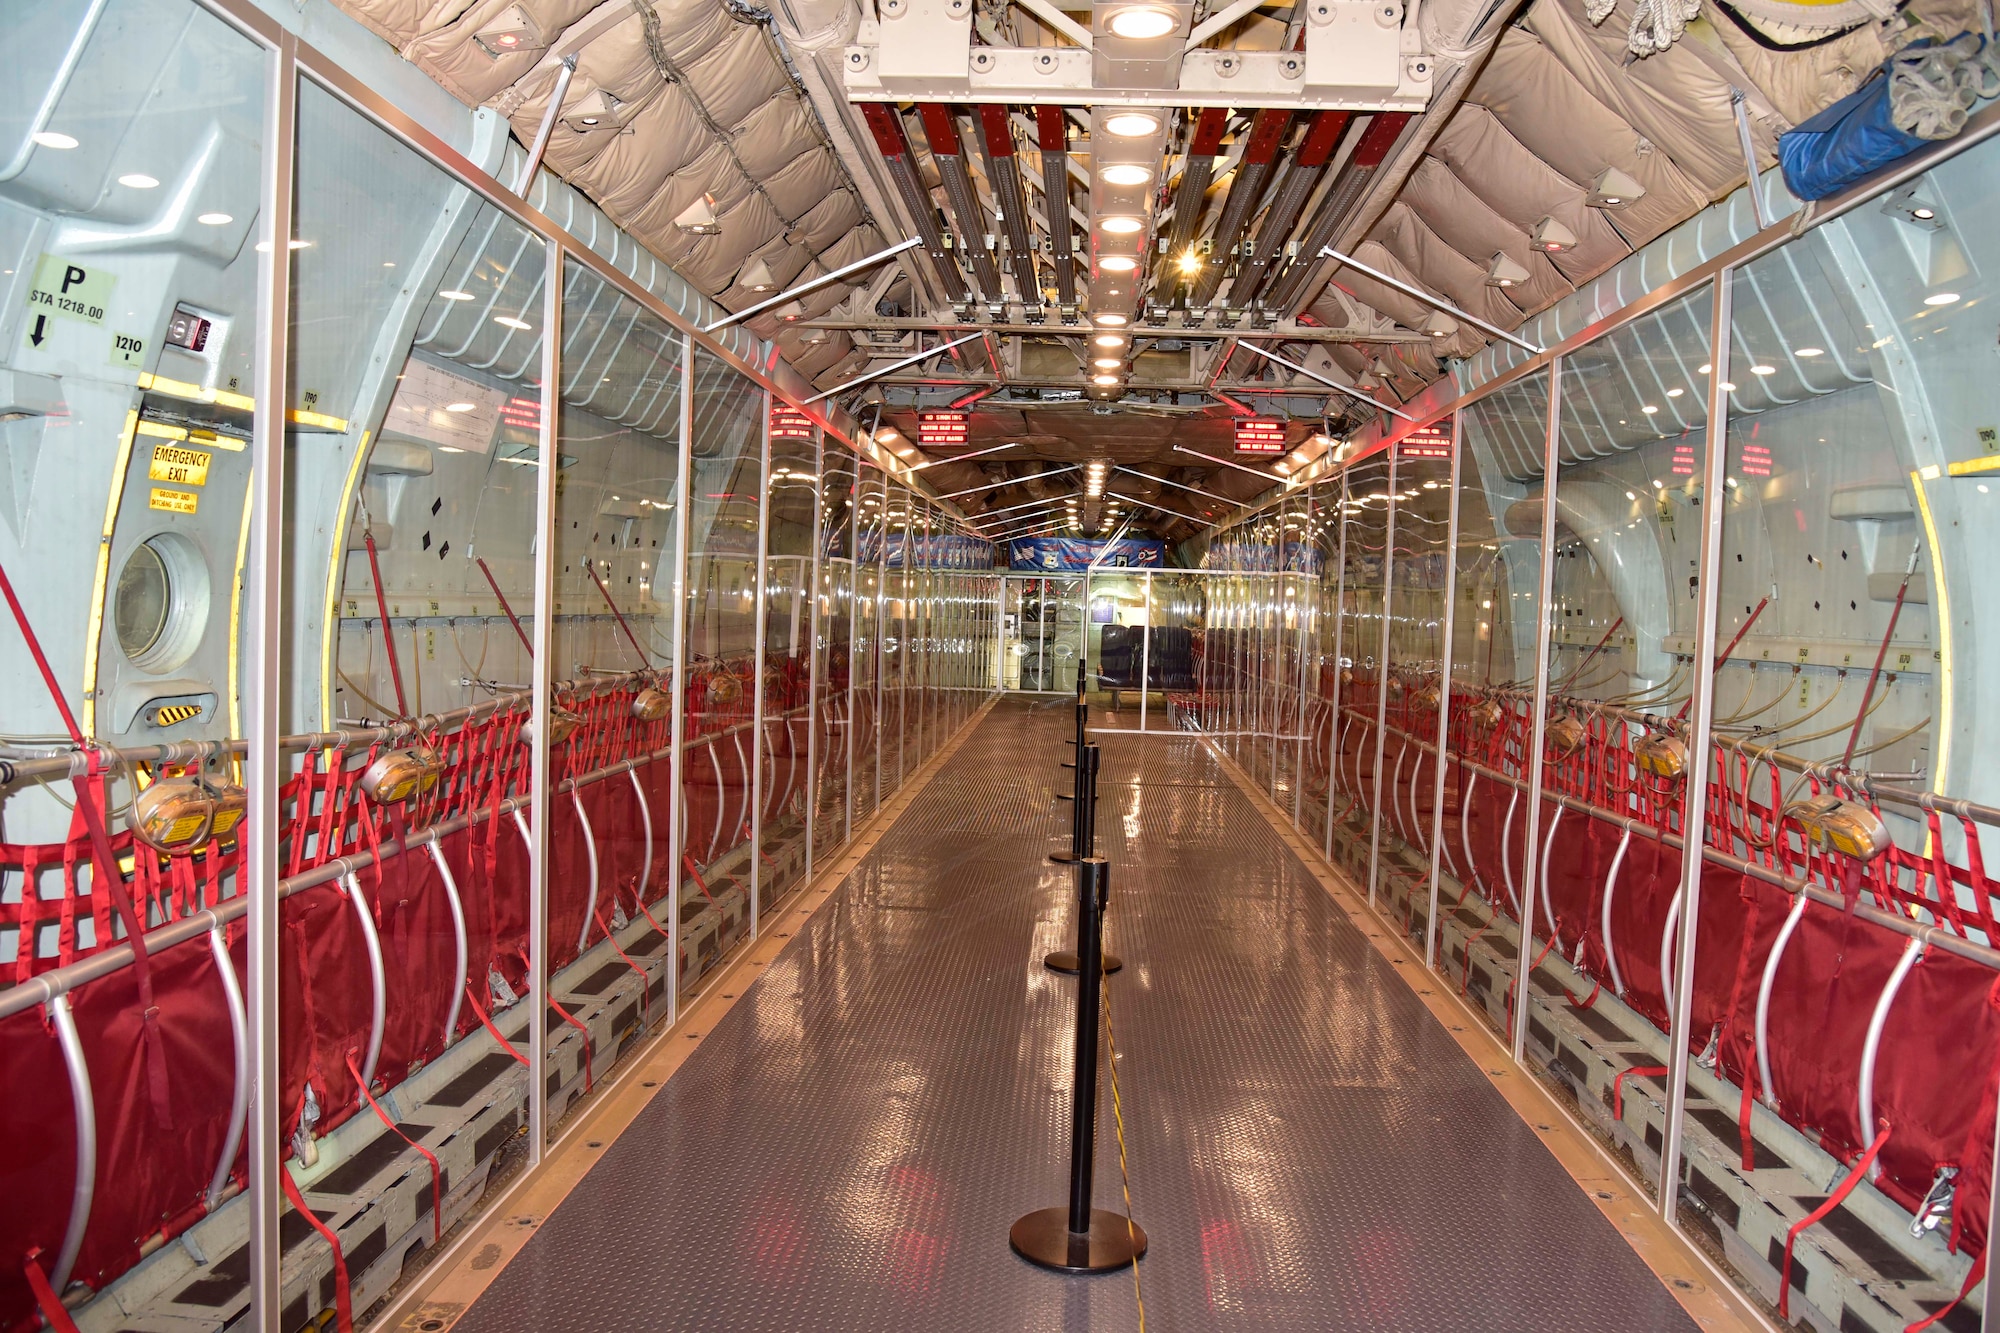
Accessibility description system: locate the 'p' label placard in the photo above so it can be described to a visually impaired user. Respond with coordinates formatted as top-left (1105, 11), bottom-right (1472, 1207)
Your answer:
top-left (27, 254), bottom-right (113, 326)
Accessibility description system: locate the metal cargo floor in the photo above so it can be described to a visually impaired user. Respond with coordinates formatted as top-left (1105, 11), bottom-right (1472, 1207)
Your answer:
top-left (451, 696), bottom-right (1700, 1331)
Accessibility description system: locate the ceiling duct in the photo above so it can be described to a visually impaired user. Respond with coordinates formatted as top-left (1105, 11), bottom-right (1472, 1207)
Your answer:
top-left (1035, 106), bottom-right (1079, 310)
top-left (1229, 109), bottom-right (1352, 307)
top-left (1263, 111), bottom-right (1411, 312)
top-left (916, 103), bottom-right (1006, 306)
top-left (1157, 107), bottom-right (1230, 297)
top-left (971, 106), bottom-right (1042, 309)
top-left (1189, 108), bottom-right (1293, 306)
top-left (860, 103), bottom-right (971, 303)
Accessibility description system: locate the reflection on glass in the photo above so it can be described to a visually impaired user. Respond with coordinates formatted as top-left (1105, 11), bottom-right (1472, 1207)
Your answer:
top-left (759, 404), bottom-right (817, 916)
top-left (816, 434), bottom-right (856, 855)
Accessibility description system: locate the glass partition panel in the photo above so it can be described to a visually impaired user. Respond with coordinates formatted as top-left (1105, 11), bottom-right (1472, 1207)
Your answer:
top-left (0, 8), bottom-right (274, 1327)
top-left (1326, 450), bottom-right (1392, 885)
top-left (1502, 291), bottom-right (1714, 1216)
top-left (1427, 371), bottom-right (1550, 1034)
top-left (816, 434), bottom-right (856, 856)
top-left (759, 404), bottom-right (816, 916)
top-left (1675, 191), bottom-right (1992, 1322)
top-left (881, 482), bottom-right (909, 788)
top-left (1303, 474), bottom-right (1346, 853)
top-left (682, 348), bottom-right (761, 975)
top-left (1373, 434), bottom-right (1452, 943)
top-left (545, 250), bottom-right (683, 1122)
top-left (853, 467), bottom-right (883, 814)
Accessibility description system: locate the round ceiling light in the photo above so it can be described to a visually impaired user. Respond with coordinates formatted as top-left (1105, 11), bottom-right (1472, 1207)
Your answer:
top-left (1100, 216), bottom-right (1143, 235)
top-left (1093, 357), bottom-right (1122, 369)
top-left (1093, 333), bottom-right (1126, 347)
top-left (1092, 373), bottom-right (1120, 386)
top-left (1094, 312), bottom-right (1129, 326)
top-left (1107, 6), bottom-right (1177, 37)
top-left (1104, 112), bottom-right (1161, 138)
top-left (1099, 163), bottom-right (1151, 187)
top-left (1099, 256), bottom-right (1137, 273)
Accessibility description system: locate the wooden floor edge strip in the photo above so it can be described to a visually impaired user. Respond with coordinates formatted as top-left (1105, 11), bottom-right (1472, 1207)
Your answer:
top-left (371, 696), bottom-right (1005, 1333)
top-left (1196, 736), bottom-right (1777, 1333)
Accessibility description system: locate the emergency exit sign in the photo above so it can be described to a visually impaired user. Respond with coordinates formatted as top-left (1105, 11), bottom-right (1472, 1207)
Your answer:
top-left (1234, 418), bottom-right (1286, 454)
top-left (919, 411), bottom-right (968, 447)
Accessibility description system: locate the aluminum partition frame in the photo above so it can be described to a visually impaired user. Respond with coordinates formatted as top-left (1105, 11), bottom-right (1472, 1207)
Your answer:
top-left (1364, 445), bottom-right (1400, 908)
top-left (243, 24), bottom-right (294, 1332)
top-left (527, 240), bottom-right (562, 1155)
top-left (1419, 407), bottom-right (1465, 973)
top-left (666, 335), bottom-right (695, 1030)
top-left (1139, 571), bottom-right (1152, 731)
top-left (750, 389), bottom-right (773, 936)
top-left (1324, 467), bottom-right (1350, 861)
top-left (1659, 274), bottom-right (1734, 1223)
top-left (1507, 359), bottom-right (1564, 1065)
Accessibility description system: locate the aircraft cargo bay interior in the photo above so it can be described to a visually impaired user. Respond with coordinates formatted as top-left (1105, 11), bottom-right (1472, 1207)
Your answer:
top-left (2, 0), bottom-right (1999, 1329)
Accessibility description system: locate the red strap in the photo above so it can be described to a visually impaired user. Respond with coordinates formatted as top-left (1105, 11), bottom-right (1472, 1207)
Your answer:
top-left (345, 1052), bottom-right (442, 1242)
top-left (1781, 1122), bottom-right (1892, 1318)
top-left (1613, 1065), bottom-right (1668, 1122)
top-left (22, 1250), bottom-right (81, 1333)
top-left (682, 854), bottom-right (716, 903)
top-left (361, 530), bottom-right (409, 718)
top-left (279, 1164), bottom-right (352, 1333)
top-left (549, 998), bottom-right (593, 1093)
top-left (594, 908), bottom-right (653, 1019)
top-left (463, 983), bottom-right (528, 1067)
top-left (1567, 976), bottom-right (1601, 1010)
top-left (1907, 1251), bottom-right (1987, 1331)
top-left (475, 558), bottom-right (533, 655)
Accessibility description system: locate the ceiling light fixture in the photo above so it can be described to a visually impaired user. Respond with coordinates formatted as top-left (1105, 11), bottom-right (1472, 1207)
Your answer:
top-left (197, 212), bottom-right (232, 226)
top-left (1092, 373), bottom-right (1120, 385)
top-left (440, 289), bottom-right (475, 301)
top-left (1099, 164), bottom-right (1151, 186)
top-left (675, 193), bottom-right (721, 235)
top-left (1099, 256), bottom-right (1137, 273)
top-left (1101, 216), bottom-right (1143, 234)
top-left (1795, 346), bottom-right (1825, 357)
top-left (1750, 364), bottom-right (1776, 375)
top-left (1094, 312), bottom-right (1129, 326)
top-left (1485, 252), bottom-right (1530, 288)
top-left (1093, 333), bottom-right (1127, 347)
top-left (1529, 216), bottom-right (1577, 254)
top-left (1093, 357), bottom-right (1122, 369)
top-left (1925, 291), bottom-right (1962, 306)
top-left (118, 173), bottom-right (159, 189)
top-left (31, 132), bottom-right (77, 150)
top-left (1107, 5), bottom-right (1177, 37)
top-left (1586, 167), bottom-right (1644, 209)
top-left (1105, 112), bottom-right (1161, 138)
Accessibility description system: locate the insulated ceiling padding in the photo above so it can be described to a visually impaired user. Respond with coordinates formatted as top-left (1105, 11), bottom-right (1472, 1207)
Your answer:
top-left (1371, 203), bottom-right (1538, 326)
top-left (1467, 31), bottom-right (1705, 242)
top-left (1524, 0), bottom-right (1777, 194)
top-left (1313, 241), bottom-right (1487, 361)
top-left (1392, 164), bottom-right (1576, 308)
top-left (1427, 108), bottom-right (1631, 283)
top-left (403, 1), bottom-right (608, 105)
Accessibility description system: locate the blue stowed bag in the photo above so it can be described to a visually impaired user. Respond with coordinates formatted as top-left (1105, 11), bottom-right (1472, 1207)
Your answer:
top-left (1778, 69), bottom-right (1929, 201)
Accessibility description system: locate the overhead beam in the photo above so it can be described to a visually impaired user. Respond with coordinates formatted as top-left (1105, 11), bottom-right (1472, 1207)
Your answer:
top-left (807, 318), bottom-right (1431, 342)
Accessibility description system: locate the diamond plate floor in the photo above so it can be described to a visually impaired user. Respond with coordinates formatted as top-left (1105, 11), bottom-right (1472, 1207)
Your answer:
top-left (452, 696), bottom-right (1701, 1332)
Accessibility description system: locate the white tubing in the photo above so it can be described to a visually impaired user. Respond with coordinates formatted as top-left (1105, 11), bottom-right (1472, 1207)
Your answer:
top-left (571, 789), bottom-right (599, 953)
top-left (1460, 770), bottom-right (1484, 899)
top-left (731, 730), bottom-right (752, 842)
top-left (1539, 803), bottom-right (1563, 941)
top-left (426, 840), bottom-right (467, 1047)
top-left (206, 926), bottom-right (248, 1209)
top-left (1756, 891), bottom-right (1810, 1106)
top-left (706, 740), bottom-right (726, 859)
top-left (1859, 936), bottom-right (1925, 1178)
top-left (629, 768), bottom-right (654, 905)
top-left (344, 872), bottom-right (386, 1092)
top-left (1389, 739), bottom-right (1410, 842)
top-left (49, 992), bottom-right (95, 1292)
top-left (1659, 881), bottom-right (1684, 1028)
top-left (1500, 784), bottom-right (1521, 915)
top-left (1602, 827), bottom-right (1632, 997)
top-left (1408, 743), bottom-right (1428, 858)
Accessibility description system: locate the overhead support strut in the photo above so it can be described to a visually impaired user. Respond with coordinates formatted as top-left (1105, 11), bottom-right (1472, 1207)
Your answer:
top-left (859, 103), bottom-right (971, 305)
top-left (1158, 107), bottom-right (1230, 288)
top-left (1035, 106), bottom-right (1078, 310)
top-left (1229, 110), bottom-right (1350, 307)
top-left (973, 106), bottom-right (1042, 309)
top-left (1263, 111), bottom-right (1411, 314)
top-left (1190, 108), bottom-right (1293, 306)
top-left (917, 104), bottom-right (1007, 306)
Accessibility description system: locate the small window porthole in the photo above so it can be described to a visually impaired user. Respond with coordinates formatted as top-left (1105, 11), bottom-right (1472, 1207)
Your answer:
top-left (115, 543), bottom-right (171, 660)
top-left (114, 534), bottom-right (210, 673)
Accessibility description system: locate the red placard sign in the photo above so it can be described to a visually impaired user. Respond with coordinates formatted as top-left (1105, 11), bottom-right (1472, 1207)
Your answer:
top-left (1397, 422), bottom-right (1452, 460)
top-left (919, 411), bottom-right (969, 447)
top-left (1234, 418), bottom-right (1286, 454)
top-left (771, 403), bottom-right (814, 440)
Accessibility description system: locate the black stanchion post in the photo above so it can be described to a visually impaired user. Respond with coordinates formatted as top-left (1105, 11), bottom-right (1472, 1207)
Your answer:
top-left (1011, 856), bottom-right (1146, 1273)
top-left (1047, 745), bottom-right (1120, 972)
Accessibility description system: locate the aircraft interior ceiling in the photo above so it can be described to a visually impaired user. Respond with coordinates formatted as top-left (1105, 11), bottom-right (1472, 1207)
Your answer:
top-left (333, 0), bottom-right (1981, 541)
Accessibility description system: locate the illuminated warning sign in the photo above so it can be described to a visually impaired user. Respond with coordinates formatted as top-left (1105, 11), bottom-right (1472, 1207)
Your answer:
top-left (1234, 418), bottom-right (1286, 454)
top-left (771, 404), bottom-right (814, 440)
top-left (919, 411), bottom-right (968, 447)
top-left (1397, 422), bottom-right (1453, 460)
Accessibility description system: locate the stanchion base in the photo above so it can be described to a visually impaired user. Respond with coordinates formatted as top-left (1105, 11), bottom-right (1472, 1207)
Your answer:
top-left (1009, 1207), bottom-right (1147, 1273)
top-left (1048, 851), bottom-right (1081, 864)
top-left (1045, 950), bottom-right (1122, 975)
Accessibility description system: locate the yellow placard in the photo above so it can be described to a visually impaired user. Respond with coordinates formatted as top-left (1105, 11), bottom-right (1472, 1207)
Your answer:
top-left (147, 443), bottom-right (211, 487)
top-left (148, 486), bottom-right (198, 515)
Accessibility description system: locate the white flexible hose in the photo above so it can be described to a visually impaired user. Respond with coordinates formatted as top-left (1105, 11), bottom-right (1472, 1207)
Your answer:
top-left (1601, 827), bottom-right (1632, 996)
top-left (344, 872), bottom-right (386, 1092)
top-left (1859, 936), bottom-right (1925, 1179)
top-left (1756, 891), bottom-right (1810, 1106)
top-left (206, 926), bottom-right (248, 1209)
top-left (426, 840), bottom-right (467, 1047)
